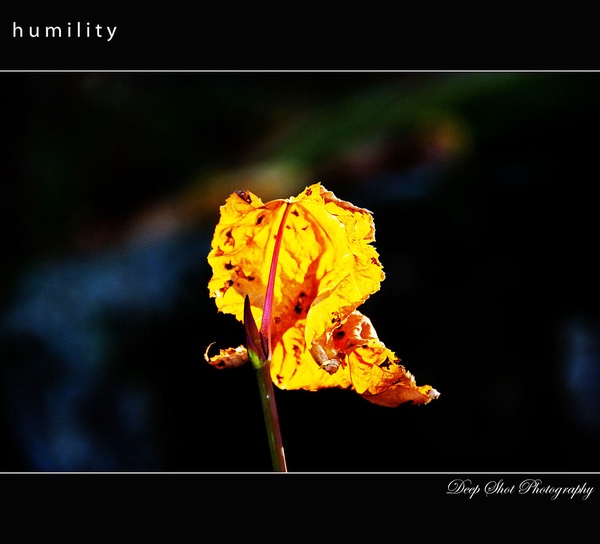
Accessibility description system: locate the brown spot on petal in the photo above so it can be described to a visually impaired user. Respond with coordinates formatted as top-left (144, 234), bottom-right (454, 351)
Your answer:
top-left (235, 190), bottom-right (253, 204)
top-left (224, 229), bottom-right (234, 247)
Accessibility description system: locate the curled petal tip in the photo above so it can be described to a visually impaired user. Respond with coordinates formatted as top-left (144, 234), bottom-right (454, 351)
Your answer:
top-left (205, 344), bottom-right (249, 369)
top-left (428, 388), bottom-right (441, 401)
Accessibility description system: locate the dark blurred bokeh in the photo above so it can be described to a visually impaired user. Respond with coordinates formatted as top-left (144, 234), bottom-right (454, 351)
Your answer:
top-left (1, 72), bottom-right (599, 472)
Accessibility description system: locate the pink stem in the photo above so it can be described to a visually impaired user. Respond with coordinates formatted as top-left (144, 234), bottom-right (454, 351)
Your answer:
top-left (261, 202), bottom-right (291, 360)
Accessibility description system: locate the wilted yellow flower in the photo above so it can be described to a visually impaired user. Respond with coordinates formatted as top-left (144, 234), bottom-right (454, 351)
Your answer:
top-left (206, 183), bottom-right (439, 407)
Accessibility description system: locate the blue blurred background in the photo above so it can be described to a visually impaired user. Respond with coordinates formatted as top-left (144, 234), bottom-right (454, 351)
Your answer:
top-left (1, 72), bottom-right (599, 472)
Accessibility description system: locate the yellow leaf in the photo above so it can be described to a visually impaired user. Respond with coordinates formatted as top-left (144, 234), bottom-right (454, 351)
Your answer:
top-left (207, 183), bottom-right (439, 407)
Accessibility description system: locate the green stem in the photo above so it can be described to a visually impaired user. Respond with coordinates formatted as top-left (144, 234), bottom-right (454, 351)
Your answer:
top-left (255, 361), bottom-right (287, 472)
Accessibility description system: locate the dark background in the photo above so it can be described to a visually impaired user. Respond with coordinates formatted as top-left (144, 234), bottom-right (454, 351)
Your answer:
top-left (1, 72), bottom-right (599, 473)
